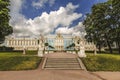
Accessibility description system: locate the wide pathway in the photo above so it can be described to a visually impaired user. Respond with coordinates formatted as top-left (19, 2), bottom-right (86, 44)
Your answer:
top-left (93, 72), bottom-right (120, 80)
top-left (0, 70), bottom-right (103, 80)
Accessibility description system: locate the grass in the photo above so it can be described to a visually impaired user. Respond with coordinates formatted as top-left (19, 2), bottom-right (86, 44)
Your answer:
top-left (0, 50), bottom-right (38, 55)
top-left (0, 52), bottom-right (22, 56)
top-left (26, 50), bottom-right (38, 55)
top-left (0, 52), bottom-right (42, 71)
top-left (81, 53), bottom-right (120, 71)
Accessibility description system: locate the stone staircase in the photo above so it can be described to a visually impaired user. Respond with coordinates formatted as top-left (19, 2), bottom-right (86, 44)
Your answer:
top-left (44, 58), bottom-right (82, 69)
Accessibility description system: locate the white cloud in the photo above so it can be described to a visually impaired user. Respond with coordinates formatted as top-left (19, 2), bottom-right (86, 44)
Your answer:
top-left (56, 27), bottom-right (74, 34)
top-left (9, 0), bottom-right (31, 36)
top-left (32, 0), bottom-right (55, 8)
top-left (55, 22), bottom-right (86, 37)
top-left (9, 1), bottom-right (83, 37)
top-left (9, 0), bottom-right (25, 22)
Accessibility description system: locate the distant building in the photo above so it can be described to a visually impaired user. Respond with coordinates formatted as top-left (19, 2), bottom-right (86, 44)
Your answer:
top-left (5, 33), bottom-right (95, 52)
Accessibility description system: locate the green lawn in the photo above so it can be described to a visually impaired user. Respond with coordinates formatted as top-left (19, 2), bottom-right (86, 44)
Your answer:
top-left (26, 50), bottom-right (38, 55)
top-left (81, 53), bottom-right (120, 71)
top-left (0, 52), bottom-right (42, 71)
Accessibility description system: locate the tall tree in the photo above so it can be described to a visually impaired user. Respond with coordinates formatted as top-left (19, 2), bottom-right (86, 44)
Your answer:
top-left (109, 0), bottom-right (120, 53)
top-left (0, 0), bottom-right (13, 44)
top-left (84, 3), bottom-right (113, 53)
top-left (84, 0), bottom-right (120, 53)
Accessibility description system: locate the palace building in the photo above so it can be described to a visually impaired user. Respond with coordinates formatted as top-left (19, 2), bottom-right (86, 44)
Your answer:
top-left (5, 33), bottom-right (96, 57)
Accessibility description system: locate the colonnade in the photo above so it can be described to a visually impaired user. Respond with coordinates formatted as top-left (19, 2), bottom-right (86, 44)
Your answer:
top-left (6, 38), bottom-right (38, 48)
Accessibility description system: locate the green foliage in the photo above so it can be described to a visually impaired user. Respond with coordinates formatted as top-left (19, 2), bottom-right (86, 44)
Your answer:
top-left (0, 53), bottom-right (41, 71)
top-left (110, 0), bottom-right (120, 53)
top-left (44, 43), bottom-right (54, 49)
top-left (66, 43), bottom-right (75, 49)
top-left (83, 0), bottom-right (120, 53)
top-left (44, 43), bottom-right (48, 46)
top-left (0, 46), bottom-right (14, 51)
top-left (48, 45), bottom-right (54, 49)
top-left (0, 0), bottom-right (13, 43)
top-left (81, 54), bottom-right (120, 71)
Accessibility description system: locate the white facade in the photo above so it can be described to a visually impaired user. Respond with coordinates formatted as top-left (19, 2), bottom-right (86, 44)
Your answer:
top-left (5, 37), bottom-right (39, 50)
top-left (5, 34), bottom-right (96, 57)
top-left (54, 34), bottom-right (64, 51)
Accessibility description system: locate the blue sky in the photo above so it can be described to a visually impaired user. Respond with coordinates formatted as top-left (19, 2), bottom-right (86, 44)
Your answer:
top-left (9, 0), bottom-right (107, 37)
top-left (22, 0), bottom-right (107, 19)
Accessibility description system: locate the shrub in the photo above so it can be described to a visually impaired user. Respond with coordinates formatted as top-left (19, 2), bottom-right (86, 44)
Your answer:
top-left (0, 46), bottom-right (14, 51)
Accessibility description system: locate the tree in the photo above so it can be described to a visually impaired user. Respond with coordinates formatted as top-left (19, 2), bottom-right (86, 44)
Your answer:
top-left (109, 0), bottom-right (120, 53)
top-left (84, 0), bottom-right (120, 53)
top-left (84, 3), bottom-right (113, 53)
top-left (66, 43), bottom-right (75, 49)
top-left (44, 43), bottom-right (54, 49)
top-left (44, 43), bottom-right (49, 46)
top-left (0, 0), bottom-right (13, 44)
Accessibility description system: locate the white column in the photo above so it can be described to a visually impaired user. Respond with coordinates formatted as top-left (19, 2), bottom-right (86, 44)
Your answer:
top-left (29, 40), bottom-right (31, 46)
top-left (30, 40), bottom-right (32, 46)
top-left (31, 40), bottom-right (33, 46)
top-left (24, 40), bottom-right (26, 46)
top-left (11, 40), bottom-right (12, 46)
top-left (13, 40), bottom-right (15, 46)
top-left (9, 40), bottom-right (11, 46)
top-left (18, 40), bottom-right (19, 46)
top-left (28, 40), bottom-right (29, 46)
top-left (11, 40), bottom-right (13, 46)
top-left (10, 40), bottom-right (12, 46)
top-left (26, 40), bottom-right (28, 46)
top-left (7, 40), bottom-right (9, 46)
top-left (20, 40), bottom-right (21, 46)
top-left (22, 40), bottom-right (24, 46)
top-left (16, 40), bottom-right (18, 46)
top-left (34, 41), bottom-right (35, 46)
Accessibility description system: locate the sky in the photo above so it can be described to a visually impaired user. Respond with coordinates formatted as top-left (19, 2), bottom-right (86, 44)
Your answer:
top-left (9, 0), bottom-right (107, 37)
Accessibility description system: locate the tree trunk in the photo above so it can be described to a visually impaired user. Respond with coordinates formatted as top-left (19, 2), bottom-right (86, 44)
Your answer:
top-left (105, 34), bottom-right (113, 53)
top-left (117, 41), bottom-right (120, 54)
top-left (106, 40), bottom-right (113, 53)
top-left (115, 33), bottom-right (120, 54)
top-left (94, 46), bottom-right (97, 55)
top-left (117, 33), bottom-right (120, 54)
top-left (98, 43), bottom-right (101, 53)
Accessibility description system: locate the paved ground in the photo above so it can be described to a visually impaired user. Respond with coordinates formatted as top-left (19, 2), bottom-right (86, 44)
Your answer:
top-left (1, 69), bottom-right (120, 80)
top-left (0, 52), bottom-right (120, 80)
top-left (93, 72), bottom-right (120, 80)
top-left (0, 70), bottom-right (102, 80)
